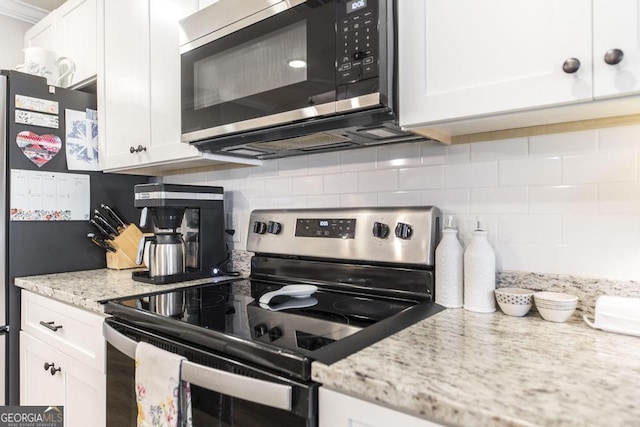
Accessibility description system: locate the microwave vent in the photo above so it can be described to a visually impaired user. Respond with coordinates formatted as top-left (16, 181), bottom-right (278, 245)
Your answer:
top-left (247, 133), bottom-right (352, 152)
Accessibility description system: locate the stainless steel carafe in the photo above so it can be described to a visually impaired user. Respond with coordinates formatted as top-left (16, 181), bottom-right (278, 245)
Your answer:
top-left (138, 233), bottom-right (186, 278)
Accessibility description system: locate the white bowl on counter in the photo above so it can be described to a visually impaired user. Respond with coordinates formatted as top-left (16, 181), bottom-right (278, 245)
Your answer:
top-left (495, 288), bottom-right (535, 317)
top-left (534, 292), bottom-right (578, 322)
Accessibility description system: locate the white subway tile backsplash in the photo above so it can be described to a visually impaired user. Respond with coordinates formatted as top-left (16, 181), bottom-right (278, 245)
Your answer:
top-left (599, 183), bottom-right (640, 214)
top-left (278, 157), bottom-right (308, 177)
top-left (323, 173), bottom-right (358, 194)
top-left (598, 124), bottom-right (640, 151)
top-left (358, 169), bottom-right (398, 192)
top-left (470, 137), bottom-right (528, 161)
top-left (307, 194), bottom-right (341, 208)
top-left (377, 191), bottom-right (421, 206)
top-left (421, 189), bottom-right (470, 214)
top-left (377, 143), bottom-right (421, 169)
top-left (529, 130), bottom-right (598, 155)
top-left (564, 214), bottom-right (640, 252)
top-left (529, 185), bottom-right (598, 214)
top-left (340, 193), bottom-right (378, 207)
top-left (307, 152), bottom-right (342, 175)
top-left (444, 161), bottom-right (498, 188)
top-left (399, 166), bottom-right (443, 190)
top-left (264, 178), bottom-right (293, 196)
top-left (341, 147), bottom-right (377, 172)
top-left (562, 151), bottom-right (637, 184)
top-left (499, 157), bottom-right (561, 186)
top-left (497, 215), bottom-right (562, 244)
top-left (167, 122), bottom-right (640, 280)
top-left (421, 142), bottom-right (470, 165)
top-left (470, 187), bottom-right (528, 214)
top-left (292, 175), bottom-right (324, 195)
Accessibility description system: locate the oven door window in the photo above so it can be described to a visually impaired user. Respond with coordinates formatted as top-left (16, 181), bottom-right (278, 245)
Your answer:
top-left (181, 1), bottom-right (337, 136)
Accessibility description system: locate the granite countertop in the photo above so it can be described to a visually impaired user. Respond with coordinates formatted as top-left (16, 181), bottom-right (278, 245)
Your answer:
top-left (14, 268), bottom-right (248, 312)
top-left (312, 308), bottom-right (640, 427)
top-left (15, 266), bottom-right (640, 426)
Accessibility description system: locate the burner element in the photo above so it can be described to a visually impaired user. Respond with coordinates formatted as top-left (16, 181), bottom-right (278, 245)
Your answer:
top-left (333, 297), bottom-right (395, 320)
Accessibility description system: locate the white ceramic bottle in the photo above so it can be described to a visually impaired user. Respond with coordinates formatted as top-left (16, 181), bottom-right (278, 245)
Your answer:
top-left (435, 216), bottom-right (464, 308)
top-left (463, 217), bottom-right (496, 313)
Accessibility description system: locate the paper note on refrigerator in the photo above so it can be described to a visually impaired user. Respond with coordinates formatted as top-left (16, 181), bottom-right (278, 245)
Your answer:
top-left (65, 108), bottom-right (99, 170)
top-left (10, 169), bottom-right (90, 221)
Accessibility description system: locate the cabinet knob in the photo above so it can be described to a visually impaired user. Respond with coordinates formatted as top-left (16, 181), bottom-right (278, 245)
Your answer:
top-left (604, 48), bottom-right (624, 65)
top-left (562, 58), bottom-right (581, 74)
top-left (43, 362), bottom-right (61, 375)
top-left (129, 145), bottom-right (147, 153)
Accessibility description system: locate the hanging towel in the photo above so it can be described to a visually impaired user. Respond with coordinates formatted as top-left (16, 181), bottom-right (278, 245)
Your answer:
top-left (135, 342), bottom-right (192, 427)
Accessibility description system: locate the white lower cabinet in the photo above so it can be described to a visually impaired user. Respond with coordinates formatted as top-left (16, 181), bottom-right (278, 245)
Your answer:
top-left (319, 388), bottom-right (444, 427)
top-left (20, 291), bottom-right (106, 427)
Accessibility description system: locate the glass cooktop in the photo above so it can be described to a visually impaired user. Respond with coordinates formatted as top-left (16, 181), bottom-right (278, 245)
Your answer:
top-left (104, 280), bottom-right (442, 379)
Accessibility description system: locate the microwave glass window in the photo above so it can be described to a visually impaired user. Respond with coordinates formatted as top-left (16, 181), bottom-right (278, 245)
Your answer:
top-left (181, 1), bottom-right (336, 136)
top-left (194, 21), bottom-right (308, 110)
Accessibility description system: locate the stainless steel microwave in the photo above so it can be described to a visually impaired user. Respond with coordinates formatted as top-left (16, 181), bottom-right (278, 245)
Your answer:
top-left (179, 0), bottom-right (426, 159)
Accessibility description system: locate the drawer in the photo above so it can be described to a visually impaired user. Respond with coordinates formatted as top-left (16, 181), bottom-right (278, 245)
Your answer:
top-left (21, 290), bottom-right (106, 373)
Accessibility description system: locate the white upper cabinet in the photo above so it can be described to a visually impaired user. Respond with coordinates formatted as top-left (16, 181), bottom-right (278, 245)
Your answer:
top-left (98, 0), bottom-right (262, 174)
top-left (592, 0), bottom-right (640, 99)
top-left (24, 0), bottom-right (97, 87)
top-left (399, 0), bottom-right (640, 139)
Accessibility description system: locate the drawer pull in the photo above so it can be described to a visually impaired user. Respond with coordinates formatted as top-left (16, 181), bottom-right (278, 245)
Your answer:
top-left (39, 321), bottom-right (63, 332)
top-left (43, 362), bottom-right (61, 375)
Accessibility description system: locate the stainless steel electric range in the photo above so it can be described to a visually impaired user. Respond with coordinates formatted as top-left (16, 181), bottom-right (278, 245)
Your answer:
top-left (103, 207), bottom-right (444, 427)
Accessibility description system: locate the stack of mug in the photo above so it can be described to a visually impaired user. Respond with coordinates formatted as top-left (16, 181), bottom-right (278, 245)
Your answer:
top-left (16, 47), bottom-right (76, 87)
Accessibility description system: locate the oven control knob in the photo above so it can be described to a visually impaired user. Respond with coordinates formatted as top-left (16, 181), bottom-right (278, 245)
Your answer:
top-left (267, 221), bottom-right (282, 234)
top-left (268, 326), bottom-right (283, 342)
top-left (253, 323), bottom-right (268, 338)
top-left (395, 222), bottom-right (413, 240)
top-left (253, 221), bottom-right (267, 234)
top-left (372, 221), bottom-right (390, 239)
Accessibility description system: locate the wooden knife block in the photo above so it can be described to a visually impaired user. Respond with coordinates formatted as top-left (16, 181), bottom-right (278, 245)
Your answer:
top-left (105, 224), bottom-right (144, 270)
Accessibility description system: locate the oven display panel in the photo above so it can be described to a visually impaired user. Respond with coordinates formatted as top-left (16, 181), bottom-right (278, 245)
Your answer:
top-left (295, 218), bottom-right (356, 239)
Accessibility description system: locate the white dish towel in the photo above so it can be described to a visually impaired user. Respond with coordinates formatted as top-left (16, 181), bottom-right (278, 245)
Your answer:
top-left (135, 342), bottom-right (192, 427)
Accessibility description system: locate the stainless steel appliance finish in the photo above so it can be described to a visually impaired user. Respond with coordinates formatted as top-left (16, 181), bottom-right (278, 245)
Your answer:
top-left (247, 206), bottom-right (441, 266)
top-left (103, 205), bottom-right (443, 426)
top-left (179, 0), bottom-right (429, 159)
top-left (147, 233), bottom-right (186, 278)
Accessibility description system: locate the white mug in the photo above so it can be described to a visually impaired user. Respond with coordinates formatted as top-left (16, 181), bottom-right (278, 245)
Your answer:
top-left (16, 47), bottom-right (76, 87)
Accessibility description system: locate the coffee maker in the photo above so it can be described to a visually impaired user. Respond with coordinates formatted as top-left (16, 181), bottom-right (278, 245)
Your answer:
top-left (132, 183), bottom-right (227, 284)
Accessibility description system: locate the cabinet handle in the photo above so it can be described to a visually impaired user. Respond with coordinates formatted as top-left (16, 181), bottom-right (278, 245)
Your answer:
top-left (43, 362), bottom-right (61, 375)
top-left (562, 58), bottom-right (581, 74)
top-left (39, 321), bottom-right (63, 332)
top-left (129, 145), bottom-right (147, 153)
top-left (604, 48), bottom-right (624, 65)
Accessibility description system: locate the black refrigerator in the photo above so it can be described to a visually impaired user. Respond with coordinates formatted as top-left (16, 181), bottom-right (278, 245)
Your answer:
top-left (0, 70), bottom-right (148, 404)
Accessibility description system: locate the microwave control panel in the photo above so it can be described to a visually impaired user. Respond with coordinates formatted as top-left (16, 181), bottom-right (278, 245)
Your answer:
top-left (337, 0), bottom-right (379, 85)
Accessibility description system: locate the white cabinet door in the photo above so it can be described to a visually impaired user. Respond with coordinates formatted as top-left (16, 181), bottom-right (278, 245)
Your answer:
top-left (399, 0), bottom-right (593, 127)
top-left (99, 0), bottom-right (152, 169)
top-left (20, 332), bottom-right (64, 407)
top-left (24, 12), bottom-right (59, 51)
top-left (57, 0), bottom-right (97, 85)
top-left (21, 332), bottom-right (105, 427)
top-left (319, 388), bottom-right (444, 427)
top-left (593, 0), bottom-right (640, 99)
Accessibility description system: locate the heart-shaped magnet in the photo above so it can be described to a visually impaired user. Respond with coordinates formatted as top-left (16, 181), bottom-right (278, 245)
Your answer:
top-left (16, 131), bottom-right (62, 168)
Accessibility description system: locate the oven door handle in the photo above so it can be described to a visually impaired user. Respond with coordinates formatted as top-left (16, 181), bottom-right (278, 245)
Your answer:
top-left (103, 323), bottom-right (293, 412)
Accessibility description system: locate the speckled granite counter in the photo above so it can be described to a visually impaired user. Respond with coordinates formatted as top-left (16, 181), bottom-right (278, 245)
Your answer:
top-left (312, 309), bottom-right (640, 427)
top-left (14, 268), bottom-right (248, 313)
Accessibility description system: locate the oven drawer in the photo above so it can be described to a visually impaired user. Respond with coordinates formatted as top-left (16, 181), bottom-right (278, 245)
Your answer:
top-left (21, 290), bottom-right (107, 372)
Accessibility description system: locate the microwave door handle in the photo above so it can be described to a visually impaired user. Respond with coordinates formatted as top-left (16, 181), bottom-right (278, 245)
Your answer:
top-left (102, 323), bottom-right (293, 412)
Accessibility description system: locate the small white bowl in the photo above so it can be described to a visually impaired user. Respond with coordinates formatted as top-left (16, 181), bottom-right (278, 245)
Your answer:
top-left (495, 288), bottom-right (534, 317)
top-left (534, 292), bottom-right (578, 322)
